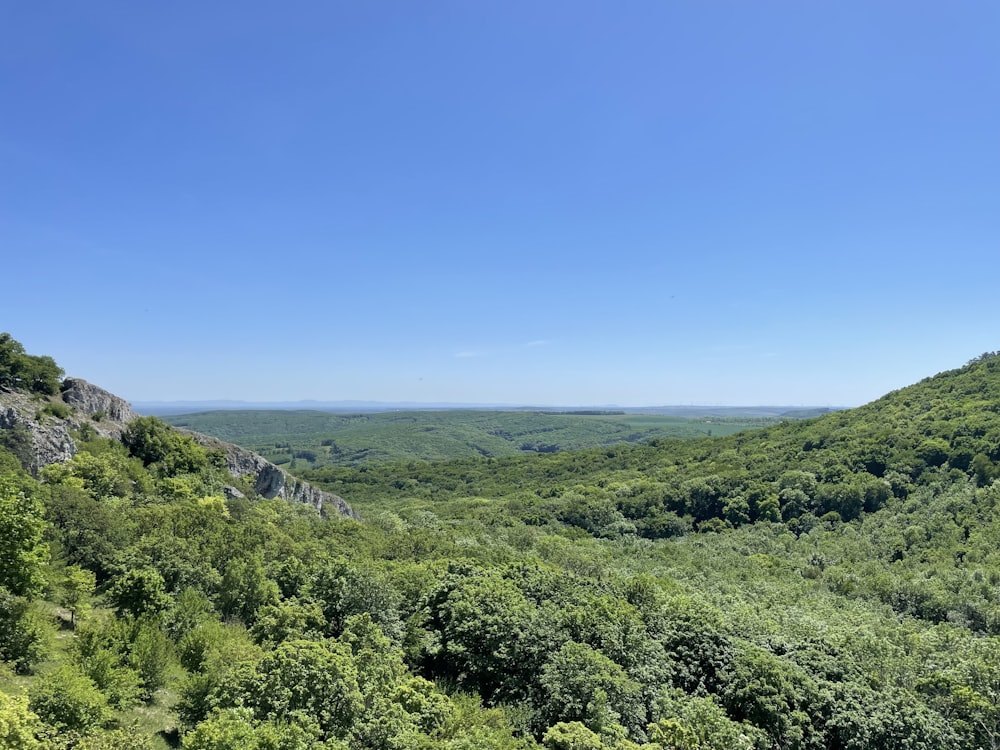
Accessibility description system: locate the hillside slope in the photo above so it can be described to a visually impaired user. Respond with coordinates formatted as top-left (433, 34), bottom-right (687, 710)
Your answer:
top-left (0, 352), bottom-right (354, 518)
top-left (163, 409), bottom-right (779, 468)
top-left (6, 337), bottom-right (1000, 750)
top-left (302, 352), bottom-right (1000, 533)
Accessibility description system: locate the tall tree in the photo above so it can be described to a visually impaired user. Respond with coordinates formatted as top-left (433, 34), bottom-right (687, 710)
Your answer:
top-left (0, 474), bottom-right (48, 599)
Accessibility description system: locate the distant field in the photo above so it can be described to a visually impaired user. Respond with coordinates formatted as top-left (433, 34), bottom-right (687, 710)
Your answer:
top-left (164, 409), bottom-right (781, 468)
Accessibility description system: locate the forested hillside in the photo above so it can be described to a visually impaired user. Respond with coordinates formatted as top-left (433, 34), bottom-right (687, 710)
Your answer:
top-left (4, 337), bottom-right (1000, 749)
top-left (162, 410), bottom-right (777, 468)
top-left (301, 352), bottom-right (1000, 537)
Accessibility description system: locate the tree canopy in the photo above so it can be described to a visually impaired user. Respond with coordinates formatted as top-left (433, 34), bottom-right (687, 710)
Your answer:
top-left (0, 333), bottom-right (63, 395)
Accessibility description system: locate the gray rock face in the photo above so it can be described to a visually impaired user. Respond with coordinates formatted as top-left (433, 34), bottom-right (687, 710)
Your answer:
top-left (0, 380), bottom-right (137, 473)
top-left (0, 395), bottom-right (76, 472)
top-left (189, 433), bottom-right (358, 518)
top-left (61, 378), bottom-right (137, 424)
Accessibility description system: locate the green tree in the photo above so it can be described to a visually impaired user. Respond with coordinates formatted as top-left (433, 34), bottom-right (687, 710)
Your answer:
top-left (249, 598), bottom-right (325, 646)
top-left (219, 557), bottom-right (279, 625)
top-left (59, 565), bottom-right (97, 627)
top-left (182, 708), bottom-right (340, 750)
top-left (723, 496), bottom-right (751, 527)
top-left (973, 455), bottom-right (996, 487)
top-left (538, 641), bottom-right (644, 739)
top-left (43, 481), bottom-right (132, 582)
top-left (128, 616), bottom-right (174, 698)
top-left (720, 645), bottom-right (823, 750)
top-left (419, 569), bottom-right (535, 702)
top-left (542, 721), bottom-right (605, 750)
top-left (307, 559), bottom-right (401, 640)
top-left (0, 474), bottom-right (48, 599)
top-left (108, 567), bottom-right (172, 618)
top-left (0, 333), bottom-right (63, 395)
top-left (653, 689), bottom-right (765, 750)
top-left (243, 639), bottom-right (364, 741)
top-left (19, 355), bottom-right (63, 395)
top-left (0, 587), bottom-right (50, 673)
top-left (122, 416), bottom-right (210, 474)
top-left (755, 496), bottom-right (781, 523)
top-left (0, 332), bottom-right (25, 388)
top-left (175, 626), bottom-right (263, 726)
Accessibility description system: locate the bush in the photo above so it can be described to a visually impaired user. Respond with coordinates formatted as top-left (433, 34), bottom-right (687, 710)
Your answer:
top-left (128, 617), bottom-right (174, 697)
top-left (0, 691), bottom-right (45, 749)
top-left (74, 728), bottom-right (155, 749)
top-left (0, 589), bottom-right (50, 673)
top-left (37, 402), bottom-right (71, 420)
top-left (28, 665), bottom-right (110, 733)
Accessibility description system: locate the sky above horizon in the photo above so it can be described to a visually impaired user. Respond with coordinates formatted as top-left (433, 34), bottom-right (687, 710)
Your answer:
top-left (2, 2), bottom-right (998, 407)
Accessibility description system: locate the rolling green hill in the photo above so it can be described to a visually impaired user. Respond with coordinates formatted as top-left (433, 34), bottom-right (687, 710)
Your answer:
top-left (300, 352), bottom-right (1000, 534)
top-left (163, 409), bottom-right (780, 467)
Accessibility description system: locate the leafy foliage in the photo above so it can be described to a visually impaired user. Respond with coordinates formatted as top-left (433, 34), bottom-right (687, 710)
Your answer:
top-left (28, 665), bottom-right (111, 734)
top-left (0, 691), bottom-right (45, 750)
top-left (6, 348), bottom-right (1000, 748)
top-left (0, 333), bottom-right (63, 396)
top-left (0, 473), bottom-right (49, 598)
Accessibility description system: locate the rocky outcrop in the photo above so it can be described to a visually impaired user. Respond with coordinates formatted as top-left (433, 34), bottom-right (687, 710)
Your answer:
top-left (0, 379), bottom-right (142, 474)
top-left (0, 380), bottom-right (357, 519)
top-left (0, 391), bottom-right (77, 472)
top-left (187, 432), bottom-right (357, 518)
top-left (61, 378), bottom-right (137, 424)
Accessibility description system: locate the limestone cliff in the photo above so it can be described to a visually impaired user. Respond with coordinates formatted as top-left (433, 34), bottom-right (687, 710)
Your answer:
top-left (0, 390), bottom-right (76, 472)
top-left (0, 379), bottom-right (356, 518)
top-left (61, 378), bottom-right (137, 424)
top-left (0, 380), bottom-right (129, 473)
top-left (186, 432), bottom-right (358, 518)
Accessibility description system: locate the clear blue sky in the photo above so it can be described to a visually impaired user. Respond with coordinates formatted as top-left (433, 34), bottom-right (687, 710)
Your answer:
top-left (2, 2), bottom-right (998, 406)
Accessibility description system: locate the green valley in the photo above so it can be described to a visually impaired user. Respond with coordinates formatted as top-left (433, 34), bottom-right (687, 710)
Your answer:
top-left (162, 409), bottom-right (780, 468)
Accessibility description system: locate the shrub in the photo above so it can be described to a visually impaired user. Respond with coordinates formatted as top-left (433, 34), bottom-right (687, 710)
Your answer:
top-left (38, 402), bottom-right (71, 420)
top-left (28, 665), bottom-right (110, 733)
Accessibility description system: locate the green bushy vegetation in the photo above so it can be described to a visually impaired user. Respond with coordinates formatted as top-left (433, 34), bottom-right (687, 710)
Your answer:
top-left (0, 333), bottom-right (64, 396)
top-left (164, 410), bottom-right (778, 468)
top-left (299, 353), bottom-right (1000, 540)
top-left (5, 338), bottom-right (1000, 748)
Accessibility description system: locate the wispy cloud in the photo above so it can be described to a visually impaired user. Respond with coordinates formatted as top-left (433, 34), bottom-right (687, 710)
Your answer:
top-left (525, 339), bottom-right (549, 347)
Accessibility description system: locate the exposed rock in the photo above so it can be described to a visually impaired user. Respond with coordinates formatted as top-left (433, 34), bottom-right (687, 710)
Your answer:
top-left (0, 378), bottom-right (140, 473)
top-left (61, 378), bottom-right (137, 424)
top-left (188, 432), bottom-right (358, 518)
top-left (0, 394), bottom-right (76, 472)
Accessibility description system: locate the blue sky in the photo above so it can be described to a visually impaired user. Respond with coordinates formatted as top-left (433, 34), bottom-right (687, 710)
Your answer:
top-left (2, 2), bottom-right (998, 406)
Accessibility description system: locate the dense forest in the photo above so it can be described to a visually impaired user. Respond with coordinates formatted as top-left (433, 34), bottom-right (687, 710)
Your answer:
top-left (4, 335), bottom-right (1000, 749)
top-left (162, 409), bottom-right (779, 469)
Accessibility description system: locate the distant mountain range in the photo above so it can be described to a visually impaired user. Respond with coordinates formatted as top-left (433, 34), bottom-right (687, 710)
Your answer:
top-left (134, 399), bottom-right (845, 418)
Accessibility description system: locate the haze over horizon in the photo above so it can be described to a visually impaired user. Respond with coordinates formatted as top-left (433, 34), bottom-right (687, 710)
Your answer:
top-left (3, 3), bottom-right (998, 407)
top-left (131, 398), bottom-right (846, 417)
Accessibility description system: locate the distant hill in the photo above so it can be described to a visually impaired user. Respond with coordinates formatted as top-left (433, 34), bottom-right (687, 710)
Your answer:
top-left (301, 352), bottom-right (1000, 535)
top-left (163, 409), bottom-right (787, 467)
top-left (137, 399), bottom-right (843, 417)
